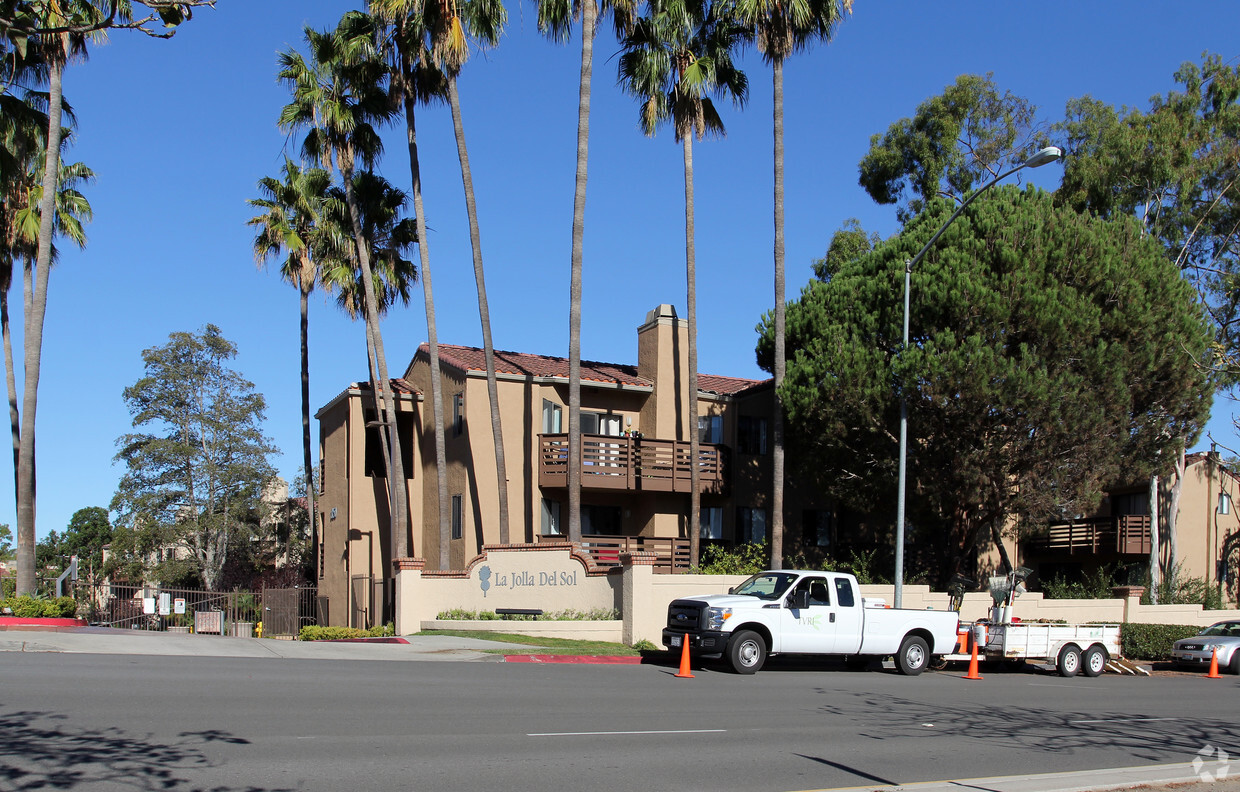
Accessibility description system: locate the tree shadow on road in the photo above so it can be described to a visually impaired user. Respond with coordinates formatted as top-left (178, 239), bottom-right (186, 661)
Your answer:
top-left (0, 707), bottom-right (294, 791)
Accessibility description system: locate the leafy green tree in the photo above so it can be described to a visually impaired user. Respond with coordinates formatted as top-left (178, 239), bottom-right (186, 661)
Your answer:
top-left (60, 506), bottom-right (111, 579)
top-left (0, 523), bottom-right (12, 560)
top-left (536, 0), bottom-right (637, 542)
top-left (2, 0), bottom-right (214, 595)
top-left (619, 0), bottom-right (748, 565)
top-left (758, 188), bottom-right (1213, 582)
top-left (858, 73), bottom-right (1043, 222)
top-left (278, 13), bottom-right (413, 562)
top-left (248, 158), bottom-right (331, 576)
top-left (810, 218), bottom-right (879, 282)
top-left (110, 325), bottom-right (278, 591)
top-left (731, 0), bottom-right (850, 568)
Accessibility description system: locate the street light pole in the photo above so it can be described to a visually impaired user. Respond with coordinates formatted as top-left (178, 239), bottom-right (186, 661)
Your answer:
top-left (892, 146), bottom-right (1062, 608)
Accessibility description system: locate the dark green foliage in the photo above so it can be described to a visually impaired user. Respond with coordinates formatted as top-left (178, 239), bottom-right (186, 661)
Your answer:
top-left (110, 325), bottom-right (277, 591)
top-left (812, 218), bottom-right (880, 282)
top-left (695, 541), bottom-right (771, 575)
top-left (1120, 623), bottom-right (1202, 661)
top-left (758, 187), bottom-right (1213, 582)
top-left (858, 74), bottom-right (1043, 222)
top-left (35, 508), bottom-right (112, 582)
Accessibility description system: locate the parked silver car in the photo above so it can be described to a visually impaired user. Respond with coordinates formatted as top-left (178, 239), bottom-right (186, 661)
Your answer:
top-left (1172, 621), bottom-right (1240, 674)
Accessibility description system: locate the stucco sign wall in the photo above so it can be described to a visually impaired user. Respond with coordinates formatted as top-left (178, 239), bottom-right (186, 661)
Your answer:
top-left (404, 544), bottom-right (620, 622)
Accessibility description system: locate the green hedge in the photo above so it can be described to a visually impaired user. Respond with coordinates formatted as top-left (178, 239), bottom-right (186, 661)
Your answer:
top-left (1, 595), bottom-right (77, 618)
top-left (1121, 623), bottom-right (1202, 661)
top-left (298, 624), bottom-right (395, 641)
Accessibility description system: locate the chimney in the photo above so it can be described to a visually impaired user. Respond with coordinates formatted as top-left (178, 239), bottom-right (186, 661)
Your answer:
top-left (637, 305), bottom-right (689, 441)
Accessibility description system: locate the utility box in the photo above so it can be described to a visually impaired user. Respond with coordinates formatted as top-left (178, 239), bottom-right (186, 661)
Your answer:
top-left (195, 610), bottom-right (223, 635)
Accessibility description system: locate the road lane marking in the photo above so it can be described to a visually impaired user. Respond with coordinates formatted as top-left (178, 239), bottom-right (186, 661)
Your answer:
top-left (527, 729), bottom-right (726, 737)
top-left (1069, 717), bottom-right (1180, 725)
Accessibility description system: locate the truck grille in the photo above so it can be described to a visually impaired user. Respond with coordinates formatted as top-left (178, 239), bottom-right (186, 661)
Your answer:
top-left (667, 600), bottom-right (704, 631)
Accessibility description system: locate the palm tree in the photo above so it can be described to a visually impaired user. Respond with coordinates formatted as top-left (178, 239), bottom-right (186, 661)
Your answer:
top-left (619, 0), bottom-right (748, 567)
top-left (364, 6), bottom-right (456, 568)
top-left (536, 0), bottom-right (637, 543)
top-left (247, 157), bottom-right (332, 572)
top-left (278, 14), bottom-right (414, 564)
top-left (731, 0), bottom-right (850, 569)
top-left (371, 0), bottom-right (514, 544)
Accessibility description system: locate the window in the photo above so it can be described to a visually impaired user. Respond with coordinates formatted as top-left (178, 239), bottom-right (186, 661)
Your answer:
top-left (453, 393), bottom-right (465, 437)
top-left (737, 507), bottom-right (767, 544)
top-left (791, 577), bottom-right (831, 607)
top-left (700, 507), bottom-right (723, 540)
top-left (803, 509), bottom-right (834, 549)
top-left (541, 498), bottom-right (562, 536)
top-left (317, 532), bottom-right (325, 579)
top-left (364, 411), bottom-right (415, 479)
top-left (582, 505), bottom-right (621, 534)
top-left (698, 414), bottom-right (723, 444)
top-left (834, 577), bottom-right (856, 607)
top-left (318, 441), bottom-right (325, 494)
top-left (1111, 492), bottom-right (1150, 516)
top-left (542, 400), bottom-right (563, 434)
top-left (738, 416), bottom-right (767, 455)
top-left (581, 412), bottom-right (623, 436)
top-left (451, 495), bottom-right (463, 540)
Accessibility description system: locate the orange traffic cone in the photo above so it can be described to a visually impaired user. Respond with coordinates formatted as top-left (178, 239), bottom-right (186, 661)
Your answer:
top-left (675, 639), bottom-right (694, 679)
top-left (963, 635), bottom-right (983, 681)
top-left (1207, 647), bottom-right (1222, 679)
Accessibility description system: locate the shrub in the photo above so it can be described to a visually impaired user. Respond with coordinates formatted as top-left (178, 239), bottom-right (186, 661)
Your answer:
top-left (298, 624), bottom-right (395, 641)
top-left (7, 595), bottom-right (46, 618)
top-left (1121, 623), bottom-right (1202, 661)
top-left (44, 597), bottom-right (77, 618)
top-left (632, 639), bottom-right (657, 651)
top-left (695, 541), bottom-right (769, 575)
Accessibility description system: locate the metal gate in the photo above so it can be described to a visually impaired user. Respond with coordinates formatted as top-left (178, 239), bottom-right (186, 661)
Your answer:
top-left (260, 587), bottom-right (316, 638)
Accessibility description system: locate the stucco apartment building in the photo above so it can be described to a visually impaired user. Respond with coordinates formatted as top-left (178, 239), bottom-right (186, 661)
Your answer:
top-left (314, 304), bottom-right (836, 627)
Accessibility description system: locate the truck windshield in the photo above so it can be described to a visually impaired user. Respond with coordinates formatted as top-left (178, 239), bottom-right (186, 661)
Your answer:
top-left (732, 572), bottom-right (798, 601)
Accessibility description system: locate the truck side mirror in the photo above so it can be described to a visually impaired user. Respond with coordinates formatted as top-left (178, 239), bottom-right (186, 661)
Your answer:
top-left (789, 590), bottom-right (809, 610)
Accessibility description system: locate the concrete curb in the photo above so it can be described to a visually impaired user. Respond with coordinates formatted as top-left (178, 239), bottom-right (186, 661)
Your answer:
top-left (807, 761), bottom-right (1211, 792)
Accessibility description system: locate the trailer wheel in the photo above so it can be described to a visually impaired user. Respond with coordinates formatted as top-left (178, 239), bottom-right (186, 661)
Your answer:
top-left (896, 635), bottom-right (929, 676)
top-left (727, 630), bottom-right (767, 674)
top-left (1082, 645), bottom-right (1107, 677)
top-left (1057, 644), bottom-right (1081, 678)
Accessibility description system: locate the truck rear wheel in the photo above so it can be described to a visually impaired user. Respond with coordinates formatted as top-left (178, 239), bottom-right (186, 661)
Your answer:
top-left (895, 635), bottom-right (929, 676)
top-left (1057, 644), bottom-right (1081, 677)
top-left (1081, 645), bottom-right (1107, 677)
top-left (727, 630), bottom-right (767, 674)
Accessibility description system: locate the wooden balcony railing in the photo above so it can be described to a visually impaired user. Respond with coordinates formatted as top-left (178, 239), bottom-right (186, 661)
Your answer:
top-left (538, 433), bottom-right (727, 495)
top-left (1027, 515), bottom-right (1152, 555)
top-left (536, 533), bottom-right (690, 573)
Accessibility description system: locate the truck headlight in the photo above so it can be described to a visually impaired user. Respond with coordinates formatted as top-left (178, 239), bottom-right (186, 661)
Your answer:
top-left (704, 607), bottom-right (732, 631)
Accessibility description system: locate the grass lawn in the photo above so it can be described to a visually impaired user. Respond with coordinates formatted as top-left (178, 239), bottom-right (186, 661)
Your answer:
top-left (419, 629), bottom-right (645, 656)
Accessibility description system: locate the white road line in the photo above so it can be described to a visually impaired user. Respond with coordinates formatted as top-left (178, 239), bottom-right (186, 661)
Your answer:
top-left (1069, 717), bottom-right (1180, 725)
top-left (528, 729), bottom-right (726, 737)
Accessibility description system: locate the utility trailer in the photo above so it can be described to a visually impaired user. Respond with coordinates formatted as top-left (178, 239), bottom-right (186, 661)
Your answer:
top-left (951, 621), bottom-right (1122, 677)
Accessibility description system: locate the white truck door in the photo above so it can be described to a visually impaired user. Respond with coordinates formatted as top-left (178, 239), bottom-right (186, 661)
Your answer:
top-left (778, 576), bottom-right (841, 653)
top-left (831, 575), bottom-right (864, 654)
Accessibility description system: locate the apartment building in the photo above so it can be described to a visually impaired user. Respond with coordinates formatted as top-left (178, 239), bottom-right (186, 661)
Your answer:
top-left (313, 304), bottom-right (835, 627)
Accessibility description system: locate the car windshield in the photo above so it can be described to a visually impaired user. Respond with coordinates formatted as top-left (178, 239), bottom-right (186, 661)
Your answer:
top-left (1199, 622), bottom-right (1240, 637)
top-left (732, 572), bottom-right (798, 601)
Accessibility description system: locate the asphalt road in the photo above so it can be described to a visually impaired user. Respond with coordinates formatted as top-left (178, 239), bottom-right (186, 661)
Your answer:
top-left (2, 652), bottom-right (1238, 792)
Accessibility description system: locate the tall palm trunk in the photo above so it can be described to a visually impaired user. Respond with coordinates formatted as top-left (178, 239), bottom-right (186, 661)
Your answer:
top-left (684, 133), bottom-right (700, 568)
top-left (397, 36), bottom-right (450, 569)
top-left (15, 50), bottom-right (64, 596)
top-left (340, 157), bottom-right (409, 562)
top-left (447, 78), bottom-right (510, 543)
top-left (770, 60), bottom-right (786, 570)
top-left (567, 0), bottom-right (597, 545)
top-left (3, 286), bottom-right (18, 501)
top-left (299, 278), bottom-right (318, 565)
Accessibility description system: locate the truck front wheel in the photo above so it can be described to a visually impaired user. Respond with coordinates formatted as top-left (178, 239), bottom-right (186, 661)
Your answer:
top-left (896, 635), bottom-right (929, 676)
top-left (728, 630), bottom-right (767, 674)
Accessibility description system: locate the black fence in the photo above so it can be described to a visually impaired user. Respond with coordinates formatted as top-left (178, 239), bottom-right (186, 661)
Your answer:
top-left (75, 583), bottom-right (318, 638)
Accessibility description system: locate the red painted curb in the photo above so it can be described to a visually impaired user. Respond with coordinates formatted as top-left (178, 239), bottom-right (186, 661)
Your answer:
top-left (0, 616), bottom-right (87, 629)
top-left (503, 654), bottom-right (643, 664)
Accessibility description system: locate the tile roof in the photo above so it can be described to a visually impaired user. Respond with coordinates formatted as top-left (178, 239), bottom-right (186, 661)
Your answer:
top-left (420, 343), bottom-right (766, 395)
top-left (355, 378), bottom-right (420, 396)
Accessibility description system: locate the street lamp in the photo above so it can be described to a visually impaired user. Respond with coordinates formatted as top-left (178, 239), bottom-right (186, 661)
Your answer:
top-left (892, 146), bottom-right (1063, 608)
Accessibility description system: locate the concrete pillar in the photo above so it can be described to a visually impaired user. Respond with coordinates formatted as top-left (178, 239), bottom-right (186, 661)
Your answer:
top-left (1111, 585), bottom-right (1146, 623)
top-left (621, 551), bottom-right (657, 645)
top-left (393, 557), bottom-right (426, 635)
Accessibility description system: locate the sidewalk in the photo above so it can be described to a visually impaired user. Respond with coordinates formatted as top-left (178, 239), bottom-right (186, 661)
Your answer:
top-left (812, 762), bottom-right (1240, 792)
top-left (0, 625), bottom-right (534, 662)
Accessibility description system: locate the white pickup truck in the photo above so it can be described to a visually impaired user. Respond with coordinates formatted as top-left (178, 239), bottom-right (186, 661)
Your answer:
top-left (662, 569), bottom-right (960, 674)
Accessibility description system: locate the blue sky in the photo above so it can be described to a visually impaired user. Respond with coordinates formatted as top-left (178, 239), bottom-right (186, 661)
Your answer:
top-left (12, 1), bottom-right (1240, 540)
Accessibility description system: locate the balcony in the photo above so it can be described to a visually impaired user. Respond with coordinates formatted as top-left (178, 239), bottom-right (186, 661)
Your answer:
top-left (538, 433), bottom-right (727, 495)
top-left (1026, 515), bottom-right (1152, 556)
top-left (535, 533), bottom-right (690, 573)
